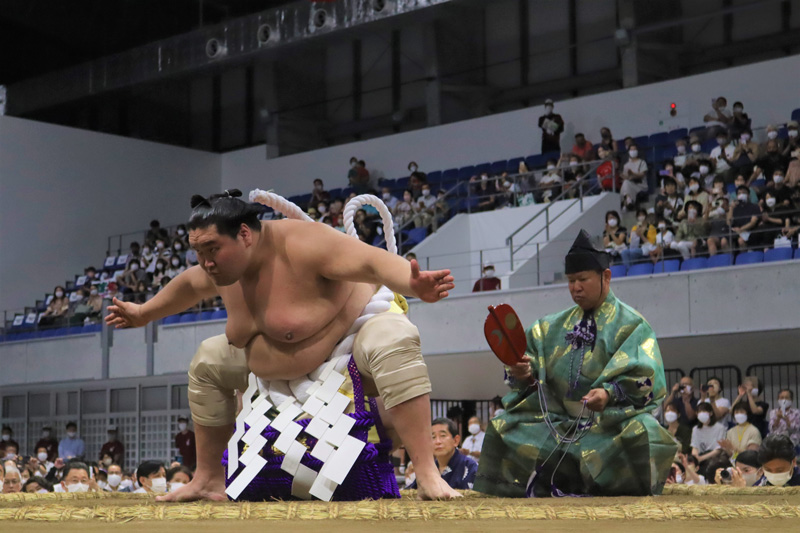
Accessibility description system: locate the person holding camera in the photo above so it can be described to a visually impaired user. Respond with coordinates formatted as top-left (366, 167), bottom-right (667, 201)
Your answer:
top-left (663, 376), bottom-right (698, 425)
top-left (731, 376), bottom-right (769, 437)
top-left (699, 377), bottom-right (731, 426)
top-left (714, 449), bottom-right (763, 487)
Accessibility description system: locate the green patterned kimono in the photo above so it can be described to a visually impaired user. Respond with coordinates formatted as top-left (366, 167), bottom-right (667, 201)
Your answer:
top-left (474, 290), bottom-right (677, 497)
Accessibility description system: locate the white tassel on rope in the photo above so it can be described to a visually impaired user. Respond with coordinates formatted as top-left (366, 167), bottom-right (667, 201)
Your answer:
top-left (343, 194), bottom-right (398, 256)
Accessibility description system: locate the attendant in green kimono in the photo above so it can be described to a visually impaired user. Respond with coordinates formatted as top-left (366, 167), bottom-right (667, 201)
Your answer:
top-left (474, 230), bottom-right (677, 497)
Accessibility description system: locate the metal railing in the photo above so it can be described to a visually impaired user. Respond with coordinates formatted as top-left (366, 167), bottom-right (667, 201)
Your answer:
top-left (506, 159), bottom-right (613, 270)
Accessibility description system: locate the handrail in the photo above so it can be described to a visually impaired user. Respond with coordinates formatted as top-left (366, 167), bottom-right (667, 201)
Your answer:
top-left (506, 160), bottom-right (613, 270)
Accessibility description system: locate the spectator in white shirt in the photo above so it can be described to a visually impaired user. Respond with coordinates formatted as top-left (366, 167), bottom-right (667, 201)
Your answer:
top-left (704, 96), bottom-right (732, 139)
top-left (165, 257), bottom-right (186, 279)
top-left (709, 133), bottom-right (735, 182)
top-left (691, 402), bottom-right (727, 468)
top-left (651, 217), bottom-right (674, 263)
top-left (413, 184), bottom-right (438, 231)
top-left (381, 187), bottom-right (399, 211)
top-left (459, 417), bottom-right (485, 462)
top-left (620, 144), bottom-right (649, 211)
top-left (700, 377), bottom-right (731, 427)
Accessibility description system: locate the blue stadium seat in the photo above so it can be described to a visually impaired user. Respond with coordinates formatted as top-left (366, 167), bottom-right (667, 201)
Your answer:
top-left (458, 166), bottom-right (476, 181)
top-left (792, 108), bottom-right (800, 122)
top-left (68, 326), bottom-right (84, 335)
top-left (52, 328), bottom-right (69, 337)
top-left (764, 247), bottom-right (793, 262)
top-left (648, 132), bottom-right (669, 147)
top-left (459, 197), bottom-right (480, 212)
top-left (633, 135), bottom-right (649, 148)
top-left (610, 264), bottom-right (627, 278)
top-left (474, 163), bottom-right (491, 176)
top-left (179, 313), bottom-right (199, 323)
top-left (689, 126), bottom-right (705, 138)
top-left (653, 260), bottom-right (680, 273)
top-left (668, 128), bottom-right (688, 143)
top-left (341, 187), bottom-right (354, 198)
top-left (795, 248), bottom-right (800, 260)
top-left (426, 171), bottom-right (442, 184)
top-left (735, 251), bottom-right (764, 265)
top-left (441, 169), bottom-right (459, 184)
top-left (681, 257), bottom-right (708, 271)
top-left (380, 178), bottom-right (396, 188)
top-left (211, 309), bottom-right (227, 320)
top-left (403, 227), bottom-right (428, 247)
top-left (751, 178), bottom-right (767, 190)
top-left (708, 254), bottom-right (732, 268)
top-left (328, 188), bottom-right (342, 198)
top-left (506, 157), bottom-right (525, 174)
top-left (163, 315), bottom-right (181, 325)
top-left (490, 160), bottom-right (507, 175)
top-left (701, 139), bottom-right (717, 153)
top-left (200, 310), bottom-right (215, 321)
top-left (777, 127), bottom-right (788, 139)
top-left (628, 263), bottom-right (654, 276)
top-left (726, 184), bottom-right (736, 195)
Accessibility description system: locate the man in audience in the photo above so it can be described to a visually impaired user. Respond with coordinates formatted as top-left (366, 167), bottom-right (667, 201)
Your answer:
top-left (472, 265), bottom-right (501, 292)
top-left (460, 416), bottom-right (485, 462)
top-left (105, 463), bottom-right (125, 493)
top-left (310, 178), bottom-right (330, 209)
top-left (174, 417), bottom-right (196, 470)
top-left (684, 136), bottom-right (709, 172)
top-left (663, 376), bottom-right (698, 426)
top-left (700, 377), bottom-right (731, 426)
top-left (538, 98), bottom-right (564, 153)
top-left (58, 461), bottom-right (99, 493)
top-left (413, 184), bottom-right (438, 231)
top-left (1, 427), bottom-right (19, 460)
top-left (782, 120), bottom-right (800, 158)
top-left (99, 425), bottom-right (125, 466)
top-left (655, 177), bottom-right (684, 224)
top-left (350, 159), bottom-right (371, 194)
top-left (146, 220), bottom-right (169, 244)
top-left (476, 231), bottom-right (677, 497)
top-left (768, 167), bottom-right (793, 206)
top-left (410, 418), bottom-right (477, 490)
top-left (728, 101), bottom-right (751, 139)
top-left (758, 140), bottom-right (787, 181)
top-left (571, 133), bottom-right (594, 161)
top-left (58, 422), bottom-right (85, 461)
top-left (726, 185), bottom-right (762, 250)
top-left (703, 96), bottom-right (732, 138)
top-left (709, 133), bottom-right (735, 183)
top-left (381, 187), bottom-right (399, 211)
top-left (670, 201), bottom-right (709, 260)
top-left (35, 426), bottom-right (59, 462)
top-left (2, 465), bottom-right (22, 494)
top-left (133, 460), bottom-right (168, 494)
top-left (757, 434), bottom-right (800, 486)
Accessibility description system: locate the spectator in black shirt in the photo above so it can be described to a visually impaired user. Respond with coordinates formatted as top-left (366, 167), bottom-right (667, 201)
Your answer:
top-left (728, 101), bottom-right (751, 139)
top-left (759, 190), bottom-right (791, 247)
top-left (767, 168), bottom-right (793, 206)
top-left (757, 140), bottom-right (787, 181)
top-left (663, 376), bottom-right (698, 426)
top-left (727, 185), bottom-right (762, 250)
top-left (145, 220), bottom-right (169, 244)
top-left (537, 99), bottom-right (564, 153)
top-left (732, 376), bottom-right (769, 438)
top-left (602, 210), bottom-right (627, 262)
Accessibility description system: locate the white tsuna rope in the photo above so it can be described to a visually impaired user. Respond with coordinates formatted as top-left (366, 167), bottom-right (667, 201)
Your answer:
top-left (342, 194), bottom-right (398, 255)
top-left (249, 188), bottom-right (314, 222)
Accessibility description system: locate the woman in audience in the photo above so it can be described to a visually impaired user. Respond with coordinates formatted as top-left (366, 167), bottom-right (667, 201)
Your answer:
top-left (620, 209), bottom-right (657, 268)
top-left (394, 189), bottom-right (414, 228)
top-left (691, 403), bottom-right (727, 472)
top-left (166, 465), bottom-right (192, 493)
top-left (680, 452), bottom-right (706, 485)
top-left (720, 403), bottom-right (762, 458)
top-left (663, 403), bottom-right (692, 454)
top-left (132, 281), bottom-right (149, 304)
top-left (602, 210), bottom-right (627, 264)
top-left (757, 434), bottom-right (800, 486)
top-left (651, 217), bottom-right (674, 263)
top-left (620, 143), bottom-right (649, 211)
top-left (39, 286), bottom-right (70, 326)
top-left (151, 259), bottom-right (169, 287)
top-left (700, 377), bottom-right (731, 426)
top-left (721, 450), bottom-right (763, 487)
top-left (117, 259), bottom-right (146, 294)
top-left (597, 127), bottom-right (619, 157)
top-left (768, 389), bottom-right (800, 451)
top-left (139, 243), bottom-right (156, 270)
top-left (760, 190), bottom-right (792, 248)
top-left (731, 376), bottom-right (769, 437)
top-left (166, 256), bottom-right (186, 279)
top-left (171, 239), bottom-right (186, 262)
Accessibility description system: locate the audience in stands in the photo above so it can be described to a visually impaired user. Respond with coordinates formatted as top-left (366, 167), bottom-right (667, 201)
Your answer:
top-left (597, 127), bottom-right (619, 158)
top-left (691, 402), bottom-right (726, 470)
top-left (413, 183), bottom-right (437, 231)
top-left (394, 190), bottom-right (414, 228)
top-left (671, 201), bottom-right (709, 260)
top-left (571, 132), bottom-right (594, 161)
top-left (39, 286), bottom-right (70, 326)
top-left (145, 219), bottom-right (169, 245)
top-left (59, 461), bottom-right (99, 493)
top-left (703, 96), bottom-right (732, 139)
top-left (769, 389), bottom-right (800, 449)
top-left (602, 210), bottom-right (627, 262)
top-left (472, 265), bottom-right (501, 292)
top-left (1, 427), bottom-right (20, 460)
top-left (663, 402), bottom-right (692, 454)
top-left (35, 427), bottom-right (58, 462)
top-left (310, 178), bottom-right (330, 209)
top-left (728, 101), bottom-right (752, 139)
top-left (381, 187), bottom-right (399, 211)
top-left (348, 159), bottom-right (371, 194)
top-left (731, 377), bottom-right (768, 437)
top-left (654, 177), bottom-right (683, 224)
top-left (663, 376), bottom-right (698, 426)
top-left (58, 422), bottom-right (85, 461)
top-left (538, 98), bottom-right (564, 153)
top-left (757, 434), bottom-right (800, 486)
top-left (620, 144), bottom-right (648, 211)
top-left (459, 417), bottom-right (485, 463)
top-left (408, 418), bottom-right (477, 491)
top-left (166, 465), bottom-right (192, 492)
top-left (2, 465), bottom-right (22, 493)
top-left (709, 132), bottom-right (735, 183)
top-left (727, 185), bottom-right (762, 250)
top-left (651, 217), bottom-right (673, 262)
top-left (719, 403), bottom-right (762, 457)
top-left (99, 426), bottom-right (124, 466)
top-left (701, 377), bottom-right (731, 426)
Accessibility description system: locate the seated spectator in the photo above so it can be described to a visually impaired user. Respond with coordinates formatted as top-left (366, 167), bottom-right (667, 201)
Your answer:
top-left (351, 159), bottom-right (371, 194)
top-left (84, 266), bottom-right (98, 282)
top-left (705, 193), bottom-right (731, 257)
top-left (2, 465), bottom-right (22, 493)
top-left (700, 376), bottom-right (731, 426)
top-left (23, 477), bottom-right (51, 493)
top-left (381, 187), bottom-right (399, 211)
top-left (173, 224), bottom-right (188, 243)
top-left (684, 136), bottom-right (709, 172)
top-left (166, 257), bottom-right (186, 279)
top-left (768, 167), bottom-right (793, 206)
top-left (756, 434), bottom-right (800, 486)
top-left (673, 138), bottom-right (689, 171)
top-left (655, 177), bottom-right (684, 223)
top-left (786, 146), bottom-right (800, 188)
top-left (353, 209), bottom-right (376, 244)
top-left (621, 209), bottom-right (657, 268)
top-left (166, 465), bottom-right (192, 492)
top-left (730, 173), bottom-right (759, 203)
top-left (757, 140), bottom-right (787, 181)
top-left (731, 376), bottom-right (768, 437)
top-left (760, 190), bottom-right (792, 248)
top-left (86, 286), bottom-right (103, 317)
top-left (132, 281), bottom-right (149, 304)
top-left (694, 160), bottom-right (714, 192)
top-left (704, 455), bottom-right (734, 485)
top-left (730, 128), bottom-right (760, 178)
top-left (703, 96), bottom-right (732, 139)
top-left (728, 101), bottom-right (751, 139)
top-left (153, 238), bottom-right (171, 263)
top-left (679, 452), bottom-right (706, 486)
top-left (71, 288), bottom-right (97, 324)
top-left (59, 461), bottom-right (98, 493)
top-left (709, 133), bottom-right (735, 182)
top-left (145, 219), bottom-right (169, 244)
top-left (619, 136), bottom-right (634, 166)
top-left (105, 463), bottom-right (125, 492)
top-left (730, 450), bottom-right (763, 487)
top-left (620, 144), bottom-right (648, 210)
top-left (117, 259), bottom-right (147, 293)
top-left (495, 174), bottom-right (516, 207)
top-left (394, 190), bottom-right (414, 228)
top-left (597, 127), bottom-right (619, 157)
top-left (2, 441), bottom-right (18, 462)
top-left (151, 259), bottom-right (169, 286)
top-left (472, 265), bottom-right (501, 292)
top-left (310, 178), bottom-right (330, 209)
top-left (139, 243), bottom-right (157, 271)
top-left (571, 132), bottom-right (594, 161)
top-left (651, 217), bottom-right (674, 263)
top-left (459, 417), bottom-right (485, 462)
top-left (683, 176), bottom-right (709, 213)
top-left (328, 198), bottom-right (344, 230)
top-left (602, 210), bottom-right (627, 262)
top-left (663, 403), bottom-right (692, 455)
top-left (659, 159), bottom-right (686, 193)
top-left (409, 418), bottom-right (477, 491)
top-left (433, 190), bottom-right (451, 227)
top-left (157, 276), bottom-right (172, 293)
top-left (596, 147), bottom-right (620, 192)
top-left (663, 376), bottom-right (699, 426)
top-left (472, 174), bottom-right (497, 212)
top-left (670, 201), bottom-right (709, 260)
top-left (719, 403), bottom-right (762, 458)
top-left (727, 186), bottom-right (762, 250)
top-left (133, 460), bottom-right (167, 494)
top-left (171, 240), bottom-right (186, 262)
top-left (538, 160), bottom-right (563, 202)
top-left (768, 389), bottom-right (800, 449)
top-left (409, 172), bottom-right (427, 200)
top-left (127, 241), bottom-right (141, 261)
top-left (1, 427), bottom-right (19, 459)
top-left (35, 427), bottom-right (58, 463)
top-left (412, 183), bottom-right (438, 230)
top-left (39, 286), bottom-right (69, 326)
top-left (691, 402), bottom-right (727, 469)
top-left (782, 120), bottom-right (800, 158)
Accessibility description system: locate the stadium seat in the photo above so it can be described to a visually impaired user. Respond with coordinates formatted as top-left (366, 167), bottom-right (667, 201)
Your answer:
top-left (458, 166), bottom-right (476, 181)
top-left (459, 197), bottom-right (480, 212)
top-left (701, 139), bottom-right (716, 153)
top-left (179, 313), bottom-right (199, 323)
top-left (162, 315), bottom-right (181, 325)
top-left (490, 160), bottom-right (507, 175)
top-left (506, 157), bottom-right (525, 174)
top-left (735, 251), bottom-right (764, 265)
top-left (681, 257), bottom-right (708, 271)
top-left (792, 108), bottom-right (800, 122)
top-left (200, 310), bottom-right (215, 321)
top-left (764, 247), bottom-right (793, 262)
top-left (795, 248), bottom-right (800, 260)
top-left (426, 171), bottom-right (442, 184)
top-left (610, 264), bottom-right (627, 278)
top-left (441, 169), bottom-right (459, 185)
top-left (395, 177), bottom-right (410, 188)
top-left (633, 135), bottom-right (649, 148)
top-left (52, 328), bottom-right (69, 337)
top-left (627, 263), bottom-right (654, 276)
top-left (403, 227), bottom-right (428, 247)
top-left (648, 133), bottom-right (669, 147)
top-left (474, 163), bottom-right (491, 176)
top-left (68, 326), bottom-right (83, 335)
top-left (668, 128), bottom-right (688, 143)
top-left (708, 254), bottom-right (732, 268)
top-left (211, 309), bottom-right (227, 320)
top-left (653, 260), bottom-right (680, 273)
top-left (328, 188), bottom-right (342, 198)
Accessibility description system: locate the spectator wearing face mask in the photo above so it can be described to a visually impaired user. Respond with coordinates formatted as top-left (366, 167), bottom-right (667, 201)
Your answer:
top-left (132, 460), bottom-right (167, 495)
top-left (173, 224), bottom-right (188, 243)
top-left (166, 256), bottom-right (186, 279)
top-left (663, 376), bottom-right (698, 425)
top-left (1, 427), bottom-right (19, 460)
top-left (620, 144), bottom-right (648, 211)
top-left (781, 120), bottom-right (800, 158)
top-left (673, 138), bottom-right (689, 170)
top-left (35, 427), bottom-right (58, 463)
top-left (785, 147), bottom-right (800, 189)
top-left (719, 403), bottom-right (761, 459)
top-left (708, 133), bottom-right (735, 182)
top-left (472, 265), bottom-right (501, 292)
top-left (166, 465), bottom-right (193, 493)
top-left (409, 418), bottom-right (477, 491)
top-left (171, 239), bottom-right (186, 262)
top-left (128, 241), bottom-right (141, 261)
top-left (538, 159), bottom-right (564, 202)
top-left (174, 417), bottom-right (196, 469)
top-left (85, 285), bottom-right (103, 318)
top-left (34, 447), bottom-right (55, 473)
top-left (394, 189), bottom-right (414, 228)
top-left (538, 99), bottom-right (564, 153)
top-left (769, 389), bottom-right (800, 449)
top-left (683, 176), bottom-right (709, 212)
top-left (700, 377), bottom-right (731, 426)
top-left (731, 377), bottom-right (768, 437)
top-left (655, 177), bottom-right (684, 224)
top-left (433, 190), bottom-right (451, 227)
top-left (730, 128), bottom-right (759, 176)
top-left (23, 477), bottom-right (52, 494)
top-left (58, 422), bottom-right (85, 461)
top-left (58, 461), bottom-right (99, 493)
top-left (727, 101), bottom-right (751, 139)
top-left (767, 168), bottom-right (793, 206)
top-left (663, 403), bottom-right (692, 454)
top-left (104, 463), bottom-right (125, 492)
top-left (2, 442), bottom-right (19, 463)
top-left (151, 259), bottom-right (169, 287)
top-left (723, 450), bottom-right (763, 487)
top-left (726, 185), bottom-right (762, 250)
top-left (760, 190), bottom-right (791, 248)
top-left (602, 210), bottom-right (627, 262)
top-left (595, 148), bottom-right (620, 192)
top-left (670, 201), bottom-right (709, 260)
top-left (703, 96), bottom-right (732, 139)
top-left (756, 434), bottom-right (800, 487)
top-left (310, 178), bottom-right (331, 210)
top-left (413, 184), bottom-right (438, 230)
top-left (39, 285), bottom-right (70, 326)
top-left (459, 417), bottom-right (485, 462)
top-left (473, 174), bottom-right (498, 212)
top-left (99, 426), bottom-right (125, 466)
top-left (691, 403), bottom-right (726, 468)
top-left (118, 259), bottom-right (147, 293)
top-left (650, 217), bottom-right (674, 263)
top-left (381, 187), bottom-right (399, 211)
top-left (757, 140), bottom-right (788, 182)
top-left (139, 243), bottom-right (156, 270)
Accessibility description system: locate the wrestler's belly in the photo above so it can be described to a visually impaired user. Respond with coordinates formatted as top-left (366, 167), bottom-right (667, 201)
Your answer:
top-left (243, 283), bottom-right (376, 381)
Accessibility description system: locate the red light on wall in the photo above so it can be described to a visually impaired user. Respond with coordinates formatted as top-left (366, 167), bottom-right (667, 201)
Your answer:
top-left (670, 102), bottom-right (677, 116)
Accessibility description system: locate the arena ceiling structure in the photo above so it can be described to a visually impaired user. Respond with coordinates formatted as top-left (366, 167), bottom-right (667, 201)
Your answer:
top-left (1, 0), bottom-right (798, 155)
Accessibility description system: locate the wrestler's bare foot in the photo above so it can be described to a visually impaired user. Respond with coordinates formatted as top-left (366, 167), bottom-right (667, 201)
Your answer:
top-left (155, 475), bottom-right (227, 502)
top-left (415, 475), bottom-right (463, 500)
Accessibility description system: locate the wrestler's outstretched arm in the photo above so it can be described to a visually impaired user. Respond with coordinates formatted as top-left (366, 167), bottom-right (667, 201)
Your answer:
top-left (105, 266), bottom-right (219, 328)
top-left (300, 222), bottom-right (455, 302)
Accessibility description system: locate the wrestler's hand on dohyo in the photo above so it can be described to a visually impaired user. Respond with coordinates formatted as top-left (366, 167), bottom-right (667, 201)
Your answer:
top-left (582, 388), bottom-right (610, 412)
top-left (409, 259), bottom-right (455, 302)
top-left (105, 297), bottom-right (147, 329)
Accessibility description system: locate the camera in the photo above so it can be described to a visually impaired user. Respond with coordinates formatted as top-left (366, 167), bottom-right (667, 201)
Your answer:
top-left (702, 385), bottom-right (710, 392)
top-left (679, 385), bottom-right (686, 391)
